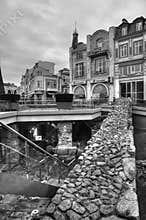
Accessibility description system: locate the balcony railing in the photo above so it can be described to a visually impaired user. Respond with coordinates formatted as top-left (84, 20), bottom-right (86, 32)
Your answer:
top-left (88, 48), bottom-right (109, 58)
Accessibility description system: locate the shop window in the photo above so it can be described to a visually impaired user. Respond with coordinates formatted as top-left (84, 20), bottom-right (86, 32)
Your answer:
top-left (120, 81), bottom-right (144, 103)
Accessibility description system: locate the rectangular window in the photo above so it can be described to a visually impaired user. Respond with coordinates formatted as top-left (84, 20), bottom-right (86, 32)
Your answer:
top-left (76, 52), bottom-right (83, 60)
top-left (133, 40), bottom-right (143, 55)
top-left (131, 64), bottom-right (143, 73)
top-left (119, 44), bottom-right (128, 58)
top-left (120, 63), bottom-right (143, 76)
top-left (75, 63), bottom-right (84, 77)
top-left (121, 27), bottom-right (127, 36)
top-left (95, 57), bottom-right (106, 73)
top-left (136, 22), bottom-right (143, 31)
top-left (119, 66), bottom-right (128, 76)
top-left (120, 81), bottom-right (144, 103)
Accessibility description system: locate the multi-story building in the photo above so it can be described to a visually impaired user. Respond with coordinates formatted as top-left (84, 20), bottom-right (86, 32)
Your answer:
top-left (69, 27), bottom-right (115, 102)
top-left (58, 68), bottom-right (70, 93)
top-left (20, 61), bottom-right (58, 101)
top-left (69, 17), bottom-right (146, 104)
top-left (87, 28), bottom-right (115, 101)
top-left (69, 28), bottom-right (87, 99)
top-left (114, 16), bottom-right (146, 104)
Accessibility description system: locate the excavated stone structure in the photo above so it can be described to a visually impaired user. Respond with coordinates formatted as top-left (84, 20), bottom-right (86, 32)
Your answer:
top-left (33, 98), bottom-right (139, 219)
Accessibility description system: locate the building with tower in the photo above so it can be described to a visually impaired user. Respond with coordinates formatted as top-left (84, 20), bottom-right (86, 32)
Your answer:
top-left (69, 16), bottom-right (146, 104)
top-left (69, 26), bottom-right (115, 102)
top-left (69, 27), bottom-right (87, 100)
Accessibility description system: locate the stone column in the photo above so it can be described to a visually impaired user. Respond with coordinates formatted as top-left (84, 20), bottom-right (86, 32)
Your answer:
top-left (86, 35), bottom-right (91, 100)
top-left (57, 122), bottom-right (72, 148)
top-left (143, 34), bottom-right (146, 101)
top-left (109, 26), bottom-right (116, 102)
top-left (114, 64), bottom-right (120, 99)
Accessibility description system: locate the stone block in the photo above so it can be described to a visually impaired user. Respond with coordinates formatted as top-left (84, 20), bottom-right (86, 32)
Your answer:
top-left (116, 189), bottom-right (139, 219)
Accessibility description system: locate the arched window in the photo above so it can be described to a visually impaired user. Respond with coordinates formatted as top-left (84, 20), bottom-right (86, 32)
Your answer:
top-left (92, 84), bottom-right (108, 99)
top-left (74, 86), bottom-right (85, 99)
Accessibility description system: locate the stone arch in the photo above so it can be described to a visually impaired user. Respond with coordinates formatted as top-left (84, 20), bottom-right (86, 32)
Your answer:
top-left (92, 83), bottom-right (109, 99)
top-left (73, 85), bottom-right (86, 99)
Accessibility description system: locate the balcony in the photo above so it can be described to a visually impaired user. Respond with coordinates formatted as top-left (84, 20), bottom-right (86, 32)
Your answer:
top-left (88, 47), bottom-right (109, 58)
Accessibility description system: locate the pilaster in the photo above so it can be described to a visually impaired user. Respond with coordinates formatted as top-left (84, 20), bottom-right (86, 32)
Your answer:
top-left (114, 64), bottom-right (120, 99)
top-left (144, 60), bottom-right (146, 100)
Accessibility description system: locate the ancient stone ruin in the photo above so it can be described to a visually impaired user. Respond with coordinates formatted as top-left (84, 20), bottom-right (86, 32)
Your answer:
top-left (32, 98), bottom-right (139, 220)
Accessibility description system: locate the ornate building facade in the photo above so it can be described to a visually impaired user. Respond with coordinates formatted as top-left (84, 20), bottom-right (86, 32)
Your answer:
top-left (69, 16), bottom-right (146, 104)
top-left (69, 28), bottom-right (87, 99)
top-left (69, 27), bottom-right (115, 102)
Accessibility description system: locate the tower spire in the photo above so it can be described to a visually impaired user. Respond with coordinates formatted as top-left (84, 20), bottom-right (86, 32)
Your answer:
top-left (74, 21), bottom-right (77, 33)
top-left (72, 22), bottom-right (78, 49)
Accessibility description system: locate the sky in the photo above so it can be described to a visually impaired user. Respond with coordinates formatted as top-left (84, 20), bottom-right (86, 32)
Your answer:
top-left (0, 0), bottom-right (146, 86)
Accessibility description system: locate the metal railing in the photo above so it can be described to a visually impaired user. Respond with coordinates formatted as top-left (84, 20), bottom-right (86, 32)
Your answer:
top-left (18, 98), bottom-right (109, 110)
top-left (0, 122), bottom-right (68, 167)
top-left (0, 142), bottom-right (71, 183)
top-left (0, 122), bottom-right (79, 183)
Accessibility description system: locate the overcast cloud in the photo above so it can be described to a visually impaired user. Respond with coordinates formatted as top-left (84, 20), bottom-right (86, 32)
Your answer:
top-left (0, 0), bottom-right (145, 85)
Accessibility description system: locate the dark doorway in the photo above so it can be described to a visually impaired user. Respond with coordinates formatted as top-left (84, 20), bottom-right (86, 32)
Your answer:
top-left (72, 121), bottom-right (91, 148)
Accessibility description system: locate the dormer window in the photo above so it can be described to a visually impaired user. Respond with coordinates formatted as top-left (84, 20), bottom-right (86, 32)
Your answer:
top-left (136, 22), bottom-right (142, 31)
top-left (121, 27), bottom-right (127, 36)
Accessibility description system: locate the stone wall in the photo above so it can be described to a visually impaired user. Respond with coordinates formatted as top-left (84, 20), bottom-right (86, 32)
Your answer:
top-left (33, 98), bottom-right (139, 220)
